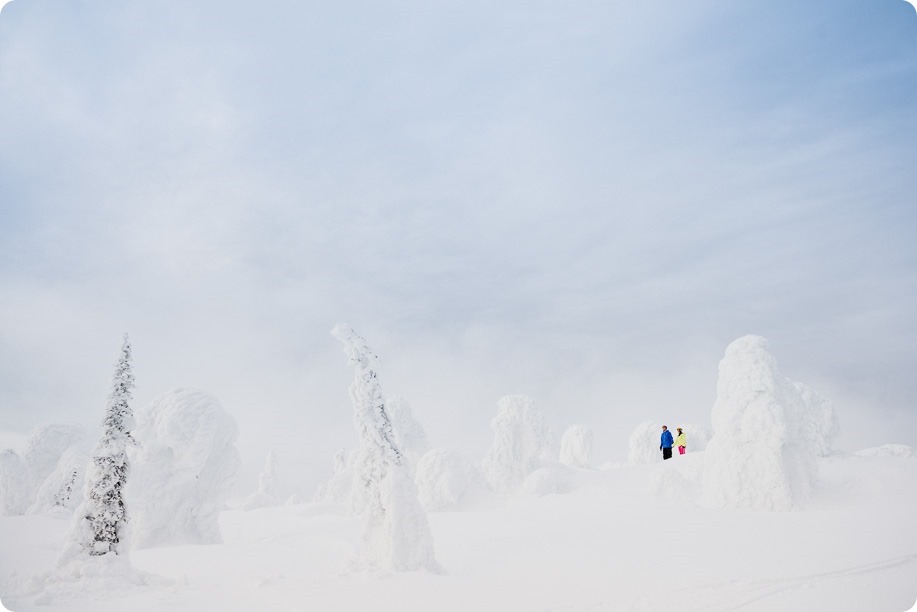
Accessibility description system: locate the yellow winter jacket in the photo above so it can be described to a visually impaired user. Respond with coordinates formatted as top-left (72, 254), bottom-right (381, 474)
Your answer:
top-left (674, 433), bottom-right (687, 447)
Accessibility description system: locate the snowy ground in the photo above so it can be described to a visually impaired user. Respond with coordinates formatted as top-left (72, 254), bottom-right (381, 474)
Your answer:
top-left (2, 450), bottom-right (916, 612)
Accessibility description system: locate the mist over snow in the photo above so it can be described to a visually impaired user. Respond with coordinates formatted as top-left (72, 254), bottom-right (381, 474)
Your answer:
top-left (0, 1), bottom-right (916, 607)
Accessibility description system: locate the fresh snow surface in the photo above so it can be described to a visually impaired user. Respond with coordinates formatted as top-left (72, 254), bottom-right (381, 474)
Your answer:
top-left (701, 335), bottom-right (839, 511)
top-left (2, 448), bottom-right (916, 611)
top-left (125, 389), bottom-right (241, 548)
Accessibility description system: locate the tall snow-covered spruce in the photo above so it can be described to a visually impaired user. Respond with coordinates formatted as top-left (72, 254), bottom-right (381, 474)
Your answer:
top-left (330, 324), bottom-right (441, 573)
top-left (60, 334), bottom-right (137, 562)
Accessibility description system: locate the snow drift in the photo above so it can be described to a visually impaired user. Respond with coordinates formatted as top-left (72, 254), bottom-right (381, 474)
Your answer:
top-left (126, 388), bottom-right (241, 548)
top-left (700, 335), bottom-right (839, 511)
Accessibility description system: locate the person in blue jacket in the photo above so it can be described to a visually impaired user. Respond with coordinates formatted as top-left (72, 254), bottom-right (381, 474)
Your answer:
top-left (660, 425), bottom-right (674, 460)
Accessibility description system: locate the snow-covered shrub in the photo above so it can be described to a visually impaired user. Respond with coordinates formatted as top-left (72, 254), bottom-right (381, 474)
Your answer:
top-left (126, 388), bottom-right (241, 548)
top-left (700, 335), bottom-right (838, 511)
top-left (481, 394), bottom-right (555, 494)
top-left (559, 425), bottom-right (593, 468)
top-left (29, 445), bottom-right (89, 517)
top-left (415, 448), bottom-right (484, 511)
top-left (627, 421), bottom-right (662, 465)
top-left (60, 334), bottom-right (137, 564)
top-left (521, 467), bottom-right (570, 496)
top-left (386, 395), bottom-right (430, 471)
top-left (332, 324), bottom-right (440, 573)
top-left (647, 462), bottom-right (699, 503)
top-left (0, 449), bottom-right (31, 516)
top-left (243, 451), bottom-right (280, 511)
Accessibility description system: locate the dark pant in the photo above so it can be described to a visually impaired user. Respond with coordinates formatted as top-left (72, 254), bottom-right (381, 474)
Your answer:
top-left (662, 447), bottom-right (672, 460)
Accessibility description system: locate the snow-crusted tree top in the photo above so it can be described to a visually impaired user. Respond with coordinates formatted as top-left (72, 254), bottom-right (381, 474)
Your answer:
top-left (97, 333), bottom-right (137, 456)
top-left (331, 324), bottom-right (379, 370)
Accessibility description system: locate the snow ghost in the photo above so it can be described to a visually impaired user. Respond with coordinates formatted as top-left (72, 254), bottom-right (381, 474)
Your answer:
top-left (127, 389), bottom-right (241, 548)
top-left (627, 421), bottom-right (662, 465)
top-left (414, 448), bottom-right (485, 511)
top-left (243, 451), bottom-right (280, 511)
top-left (23, 423), bottom-right (86, 492)
top-left (332, 324), bottom-right (440, 573)
top-left (314, 448), bottom-right (354, 505)
top-left (481, 394), bottom-right (555, 494)
top-left (559, 425), bottom-right (593, 468)
top-left (700, 335), bottom-right (839, 511)
top-left (0, 449), bottom-right (30, 516)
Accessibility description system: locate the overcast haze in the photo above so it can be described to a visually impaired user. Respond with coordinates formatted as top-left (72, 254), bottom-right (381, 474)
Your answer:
top-left (1, 0), bottom-right (916, 496)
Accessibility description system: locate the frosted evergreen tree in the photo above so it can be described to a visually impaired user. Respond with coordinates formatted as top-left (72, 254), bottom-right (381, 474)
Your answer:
top-left (61, 334), bottom-right (137, 561)
top-left (331, 324), bottom-right (441, 572)
top-left (243, 450), bottom-right (279, 510)
top-left (259, 451), bottom-right (278, 499)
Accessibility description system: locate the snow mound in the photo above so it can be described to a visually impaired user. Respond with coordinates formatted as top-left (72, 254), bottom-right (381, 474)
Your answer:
top-left (559, 425), bottom-right (593, 468)
top-left (8, 552), bottom-right (171, 606)
top-left (126, 388), bottom-right (241, 548)
top-left (0, 449), bottom-right (30, 516)
top-left (854, 444), bottom-right (917, 460)
top-left (415, 448), bottom-right (485, 511)
top-left (481, 395), bottom-right (555, 494)
top-left (647, 463), bottom-right (699, 503)
top-left (521, 467), bottom-right (570, 496)
top-left (700, 335), bottom-right (839, 511)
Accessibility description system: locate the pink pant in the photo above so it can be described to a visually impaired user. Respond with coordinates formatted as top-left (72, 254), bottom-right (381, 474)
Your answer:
top-left (678, 446), bottom-right (686, 455)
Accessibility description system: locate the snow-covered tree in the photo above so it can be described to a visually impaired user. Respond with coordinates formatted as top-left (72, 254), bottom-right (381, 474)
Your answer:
top-left (481, 394), bottom-right (555, 494)
top-left (243, 450), bottom-right (280, 510)
top-left (559, 425), bottom-right (593, 468)
top-left (127, 388), bottom-right (241, 547)
top-left (0, 449), bottom-right (30, 516)
top-left (314, 448), bottom-right (354, 505)
top-left (415, 448), bottom-right (487, 511)
top-left (62, 334), bottom-right (137, 561)
top-left (701, 335), bottom-right (838, 511)
top-left (331, 324), bottom-right (440, 573)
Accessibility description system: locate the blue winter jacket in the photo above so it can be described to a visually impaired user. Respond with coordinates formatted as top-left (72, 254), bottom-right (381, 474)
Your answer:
top-left (661, 430), bottom-right (674, 449)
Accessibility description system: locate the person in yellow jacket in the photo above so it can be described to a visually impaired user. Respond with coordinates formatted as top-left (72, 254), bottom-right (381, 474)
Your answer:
top-left (675, 427), bottom-right (687, 455)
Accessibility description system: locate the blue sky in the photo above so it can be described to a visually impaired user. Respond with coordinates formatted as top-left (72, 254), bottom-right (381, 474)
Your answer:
top-left (1, 0), bottom-right (915, 492)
